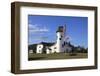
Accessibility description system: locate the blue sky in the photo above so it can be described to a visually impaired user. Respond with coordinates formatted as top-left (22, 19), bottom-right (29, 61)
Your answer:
top-left (28, 15), bottom-right (88, 48)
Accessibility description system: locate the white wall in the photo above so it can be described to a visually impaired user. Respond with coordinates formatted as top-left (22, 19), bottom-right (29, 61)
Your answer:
top-left (37, 44), bottom-right (43, 53)
top-left (0, 0), bottom-right (100, 76)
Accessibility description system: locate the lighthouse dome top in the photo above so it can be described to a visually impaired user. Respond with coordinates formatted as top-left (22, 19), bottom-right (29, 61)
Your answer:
top-left (56, 26), bottom-right (64, 32)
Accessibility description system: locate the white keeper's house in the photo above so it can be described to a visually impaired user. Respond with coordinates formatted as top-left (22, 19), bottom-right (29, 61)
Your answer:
top-left (29, 25), bottom-right (72, 54)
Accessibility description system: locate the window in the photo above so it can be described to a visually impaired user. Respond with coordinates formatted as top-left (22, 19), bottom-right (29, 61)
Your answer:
top-left (61, 35), bottom-right (63, 38)
top-left (59, 38), bottom-right (61, 40)
top-left (39, 50), bottom-right (41, 52)
top-left (54, 47), bottom-right (56, 49)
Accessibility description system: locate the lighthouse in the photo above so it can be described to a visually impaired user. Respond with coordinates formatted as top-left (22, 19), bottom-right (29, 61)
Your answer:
top-left (28, 24), bottom-right (73, 54)
top-left (56, 25), bottom-right (66, 53)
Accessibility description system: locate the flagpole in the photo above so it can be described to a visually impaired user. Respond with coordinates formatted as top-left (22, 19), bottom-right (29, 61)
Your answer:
top-left (64, 24), bottom-right (66, 38)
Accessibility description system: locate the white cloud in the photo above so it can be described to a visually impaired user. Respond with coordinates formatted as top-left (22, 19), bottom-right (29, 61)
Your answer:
top-left (29, 24), bottom-right (49, 32)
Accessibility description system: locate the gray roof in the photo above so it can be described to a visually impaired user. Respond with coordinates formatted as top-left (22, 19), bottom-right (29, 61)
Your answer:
top-left (28, 42), bottom-right (55, 51)
top-left (39, 42), bottom-right (55, 46)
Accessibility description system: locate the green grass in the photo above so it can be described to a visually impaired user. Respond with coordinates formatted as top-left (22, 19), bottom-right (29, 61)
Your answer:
top-left (28, 53), bottom-right (88, 61)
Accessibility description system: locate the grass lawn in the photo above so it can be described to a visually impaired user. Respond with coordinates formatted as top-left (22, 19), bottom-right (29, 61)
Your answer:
top-left (28, 53), bottom-right (88, 61)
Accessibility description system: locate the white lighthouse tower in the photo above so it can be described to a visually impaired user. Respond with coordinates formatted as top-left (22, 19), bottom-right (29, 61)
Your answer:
top-left (56, 26), bottom-right (65, 53)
